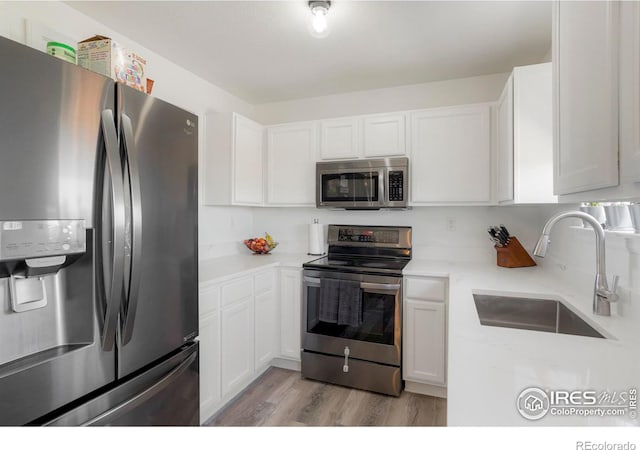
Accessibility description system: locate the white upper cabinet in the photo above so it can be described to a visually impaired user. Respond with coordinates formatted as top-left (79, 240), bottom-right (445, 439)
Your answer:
top-left (266, 122), bottom-right (317, 206)
top-left (320, 117), bottom-right (360, 160)
top-left (619, 2), bottom-right (640, 184)
top-left (409, 104), bottom-right (492, 204)
top-left (496, 63), bottom-right (556, 204)
top-left (203, 112), bottom-right (264, 206)
top-left (363, 113), bottom-right (406, 157)
top-left (553, 1), bottom-right (619, 195)
top-left (495, 74), bottom-right (514, 203)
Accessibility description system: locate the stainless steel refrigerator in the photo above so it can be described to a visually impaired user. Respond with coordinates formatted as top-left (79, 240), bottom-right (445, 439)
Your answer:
top-left (0, 36), bottom-right (199, 426)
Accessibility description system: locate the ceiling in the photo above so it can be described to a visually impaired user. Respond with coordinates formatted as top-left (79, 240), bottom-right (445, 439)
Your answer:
top-left (67, 1), bottom-right (552, 105)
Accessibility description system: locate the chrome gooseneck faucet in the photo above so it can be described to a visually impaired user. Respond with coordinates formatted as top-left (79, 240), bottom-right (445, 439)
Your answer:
top-left (533, 210), bottom-right (619, 316)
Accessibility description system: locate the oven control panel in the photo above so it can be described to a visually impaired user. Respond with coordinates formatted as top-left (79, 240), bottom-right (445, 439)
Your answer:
top-left (337, 228), bottom-right (400, 244)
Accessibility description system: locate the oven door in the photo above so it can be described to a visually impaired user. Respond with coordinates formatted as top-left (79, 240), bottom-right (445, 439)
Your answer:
top-left (302, 269), bottom-right (401, 366)
top-left (316, 168), bottom-right (385, 209)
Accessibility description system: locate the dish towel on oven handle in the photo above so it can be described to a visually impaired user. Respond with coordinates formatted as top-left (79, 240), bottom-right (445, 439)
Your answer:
top-left (319, 278), bottom-right (340, 323)
top-left (338, 279), bottom-right (362, 327)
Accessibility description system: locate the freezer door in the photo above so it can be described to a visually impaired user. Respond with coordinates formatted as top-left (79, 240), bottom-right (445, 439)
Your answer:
top-left (116, 85), bottom-right (198, 377)
top-left (45, 342), bottom-right (199, 426)
top-left (0, 36), bottom-right (112, 227)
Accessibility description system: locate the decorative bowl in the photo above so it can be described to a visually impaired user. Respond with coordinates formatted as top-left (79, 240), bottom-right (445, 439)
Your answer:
top-left (243, 233), bottom-right (278, 254)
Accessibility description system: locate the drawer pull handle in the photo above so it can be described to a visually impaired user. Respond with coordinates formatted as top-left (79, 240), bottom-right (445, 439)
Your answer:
top-left (343, 346), bottom-right (350, 373)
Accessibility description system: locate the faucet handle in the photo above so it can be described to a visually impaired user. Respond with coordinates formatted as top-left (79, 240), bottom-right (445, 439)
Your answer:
top-left (610, 275), bottom-right (620, 300)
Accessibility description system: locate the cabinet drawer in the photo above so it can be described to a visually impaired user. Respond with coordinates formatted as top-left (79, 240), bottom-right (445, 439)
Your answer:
top-left (254, 271), bottom-right (274, 294)
top-left (221, 277), bottom-right (253, 306)
top-left (199, 285), bottom-right (220, 316)
top-left (405, 277), bottom-right (447, 302)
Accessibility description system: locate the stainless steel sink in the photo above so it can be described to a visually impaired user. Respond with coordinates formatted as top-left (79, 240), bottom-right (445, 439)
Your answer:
top-left (472, 293), bottom-right (606, 339)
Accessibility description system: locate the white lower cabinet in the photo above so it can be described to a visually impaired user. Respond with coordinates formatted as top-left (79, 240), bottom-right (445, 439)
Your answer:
top-left (199, 285), bottom-right (221, 421)
top-left (403, 276), bottom-right (448, 394)
top-left (199, 266), bottom-right (296, 423)
top-left (221, 295), bottom-right (254, 397)
top-left (279, 268), bottom-right (302, 360)
top-left (254, 270), bottom-right (277, 371)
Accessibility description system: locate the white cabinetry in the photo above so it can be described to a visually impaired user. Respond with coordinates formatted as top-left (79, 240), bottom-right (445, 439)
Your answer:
top-left (409, 104), bottom-right (491, 204)
top-left (199, 285), bottom-right (221, 422)
top-left (363, 113), bottom-right (406, 157)
top-left (198, 267), bottom-right (279, 423)
top-left (254, 270), bottom-right (277, 371)
top-left (279, 268), bottom-right (302, 360)
top-left (320, 117), bottom-right (360, 160)
top-left (495, 73), bottom-right (514, 203)
top-left (553, 1), bottom-right (619, 195)
top-left (496, 63), bottom-right (556, 204)
top-left (403, 276), bottom-right (447, 396)
top-left (621, 1), bottom-right (640, 184)
top-left (220, 279), bottom-right (254, 397)
top-left (266, 122), bottom-right (317, 206)
top-left (204, 112), bottom-right (264, 206)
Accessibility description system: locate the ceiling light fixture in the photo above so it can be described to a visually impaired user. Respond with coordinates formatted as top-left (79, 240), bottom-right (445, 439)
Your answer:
top-left (309, 0), bottom-right (331, 38)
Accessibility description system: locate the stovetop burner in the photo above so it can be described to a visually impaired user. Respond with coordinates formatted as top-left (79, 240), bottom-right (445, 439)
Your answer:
top-left (303, 255), bottom-right (410, 275)
top-left (303, 225), bottom-right (412, 275)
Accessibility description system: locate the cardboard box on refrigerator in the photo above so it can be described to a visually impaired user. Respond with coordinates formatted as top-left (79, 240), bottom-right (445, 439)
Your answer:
top-left (77, 35), bottom-right (147, 93)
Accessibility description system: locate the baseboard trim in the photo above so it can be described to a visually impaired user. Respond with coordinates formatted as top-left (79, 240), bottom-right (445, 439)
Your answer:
top-left (404, 381), bottom-right (447, 398)
top-left (270, 357), bottom-right (301, 371)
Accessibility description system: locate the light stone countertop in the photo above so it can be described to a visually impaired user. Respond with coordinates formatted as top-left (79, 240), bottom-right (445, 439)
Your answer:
top-left (198, 252), bottom-right (315, 286)
top-left (198, 254), bottom-right (639, 426)
top-left (404, 259), bottom-right (640, 426)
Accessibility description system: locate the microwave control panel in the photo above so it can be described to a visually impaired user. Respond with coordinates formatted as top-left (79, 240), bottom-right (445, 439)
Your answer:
top-left (388, 171), bottom-right (404, 201)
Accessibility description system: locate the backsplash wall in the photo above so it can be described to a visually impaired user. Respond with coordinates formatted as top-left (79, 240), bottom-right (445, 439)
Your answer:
top-left (251, 205), bottom-right (563, 263)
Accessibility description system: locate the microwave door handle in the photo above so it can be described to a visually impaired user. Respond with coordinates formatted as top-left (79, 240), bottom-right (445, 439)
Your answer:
top-left (378, 169), bottom-right (385, 206)
top-left (98, 109), bottom-right (125, 352)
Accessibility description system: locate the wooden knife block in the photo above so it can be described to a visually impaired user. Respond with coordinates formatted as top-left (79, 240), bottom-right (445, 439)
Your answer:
top-left (495, 236), bottom-right (537, 268)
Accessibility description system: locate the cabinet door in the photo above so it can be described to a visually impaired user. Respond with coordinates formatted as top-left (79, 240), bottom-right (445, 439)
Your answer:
top-left (199, 310), bottom-right (220, 421)
top-left (279, 268), bottom-right (301, 360)
top-left (403, 299), bottom-right (446, 385)
top-left (233, 114), bottom-right (263, 205)
top-left (620, 1), bottom-right (640, 183)
top-left (266, 123), bottom-right (317, 205)
top-left (410, 105), bottom-right (491, 203)
top-left (553, 1), bottom-right (619, 195)
top-left (320, 118), bottom-right (360, 160)
top-left (221, 297), bottom-right (254, 397)
top-left (496, 75), bottom-right (514, 204)
top-left (254, 270), bottom-right (277, 371)
top-left (363, 113), bottom-right (406, 157)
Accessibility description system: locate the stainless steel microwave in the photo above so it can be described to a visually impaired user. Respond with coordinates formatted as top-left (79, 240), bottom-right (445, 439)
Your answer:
top-left (316, 157), bottom-right (408, 209)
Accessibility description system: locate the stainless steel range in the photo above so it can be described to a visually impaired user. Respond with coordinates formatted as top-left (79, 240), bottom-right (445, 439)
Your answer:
top-left (301, 224), bottom-right (411, 396)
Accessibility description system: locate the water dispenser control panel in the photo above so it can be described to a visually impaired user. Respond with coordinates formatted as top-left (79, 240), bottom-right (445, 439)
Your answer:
top-left (0, 220), bottom-right (86, 261)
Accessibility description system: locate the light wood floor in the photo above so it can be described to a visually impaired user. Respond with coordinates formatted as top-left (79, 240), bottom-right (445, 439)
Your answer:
top-left (205, 367), bottom-right (447, 426)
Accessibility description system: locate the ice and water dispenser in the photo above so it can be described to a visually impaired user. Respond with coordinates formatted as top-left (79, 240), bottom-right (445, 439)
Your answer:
top-left (0, 220), bottom-right (92, 367)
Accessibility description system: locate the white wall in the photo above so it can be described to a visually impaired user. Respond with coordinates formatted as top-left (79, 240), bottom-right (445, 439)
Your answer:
top-left (253, 205), bottom-right (562, 263)
top-left (544, 220), bottom-right (640, 323)
top-left (0, 0), bottom-right (255, 259)
top-left (253, 72), bottom-right (509, 124)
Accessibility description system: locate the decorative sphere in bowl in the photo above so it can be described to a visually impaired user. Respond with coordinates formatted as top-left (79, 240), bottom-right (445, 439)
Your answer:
top-left (243, 233), bottom-right (278, 254)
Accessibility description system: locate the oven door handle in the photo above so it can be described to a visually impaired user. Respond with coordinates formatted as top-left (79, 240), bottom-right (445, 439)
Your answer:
top-left (360, 282), bottom-right (400, 292)
top-left (303, 276), bottom-right (321, 286)
top-left (304, 277), bottom-right (400, 292)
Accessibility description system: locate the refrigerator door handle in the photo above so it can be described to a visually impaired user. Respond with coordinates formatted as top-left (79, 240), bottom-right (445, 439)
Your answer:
top-left (99, 109), bottom-right (126, 351)
top-left (79, 350), bottom-right (197, 426)
top-left (120, 113), bottom-right (142, 345)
